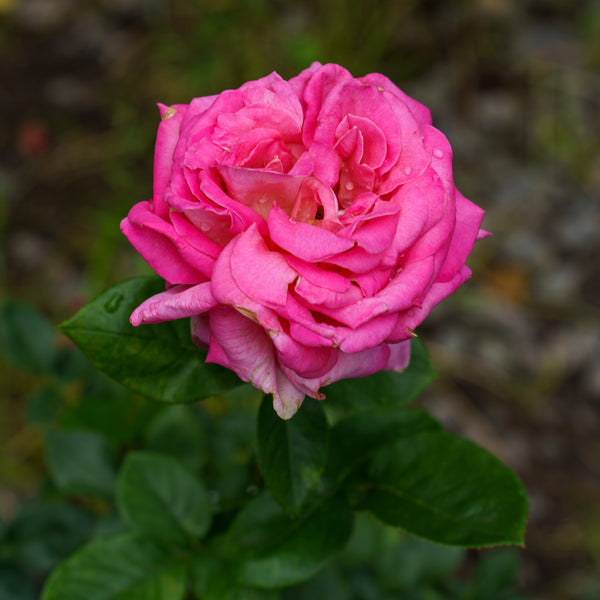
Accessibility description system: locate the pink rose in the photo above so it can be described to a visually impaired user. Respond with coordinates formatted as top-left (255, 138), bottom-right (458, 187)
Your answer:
top-left (121, 62), bottom-right (486, 418)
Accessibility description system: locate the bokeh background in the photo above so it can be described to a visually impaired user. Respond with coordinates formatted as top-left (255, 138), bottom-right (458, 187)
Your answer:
top-left (1, 0), bottom-right (599, 598)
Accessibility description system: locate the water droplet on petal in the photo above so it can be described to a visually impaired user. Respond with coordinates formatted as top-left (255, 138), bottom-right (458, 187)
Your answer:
top-left (258, 196), bottom-right (268, 205)
top-left (345, 181), bottom-right (355, 191)
top-left (200, 222), bottom-right (211, 232)
top-left (404, 166), bottom-right (412, 176)
top-left (432, 148), bottom-right (444, 159)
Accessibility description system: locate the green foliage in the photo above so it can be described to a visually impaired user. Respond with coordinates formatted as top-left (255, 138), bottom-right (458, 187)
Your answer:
top-left (324, 337), bottom-right (436, 412)
top-left (41, 533), bottom-right (188, 600)
top-left (364, 432), bottom-right (529, 547)
top-left (257, 396), bottom-right (329, 515)
top-left (0, 299), bottom-right (58, 373)
top-left (45, 429), bottom-right (117, 498)
top-left (59, 277), bottom-right (242, 404)
top-left (1, 298), bottom-right (530, 599)
top-left (229, 491), bottom-right (354, 589)
top-left (116, 451), bottom-right (212, 546)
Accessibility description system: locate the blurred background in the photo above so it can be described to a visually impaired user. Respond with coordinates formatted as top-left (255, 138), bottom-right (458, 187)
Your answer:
top-left (1, 0), bottom-right (599, 598)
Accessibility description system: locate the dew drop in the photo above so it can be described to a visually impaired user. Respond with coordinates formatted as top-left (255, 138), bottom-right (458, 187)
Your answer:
top-left (104, 293), bottom-right (123, 314)
top-left (345, 181), bottom-right (355, 191)
top-left (432, 148), bottom-right (444, 159)
top-left (200, 222), bottom-right (211, 232)
top-left (258, 196), bottom-right (268, 205)
top-left (404, 166), bottom-right (412, 176)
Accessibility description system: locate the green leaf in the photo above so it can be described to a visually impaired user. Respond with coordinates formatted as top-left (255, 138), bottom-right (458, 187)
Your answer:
top-left (116, 451), bottom-right (212, 546)
top-left (377, 534), bottom-right (465, 590)
top-left (364, 432), bottom-right (529, 547)
top-left (45, 430), bottom-right (117, 498)
top-left (59, 277), bottom-right (242, 404)
top-left (144, 405), bottom-right (208, 471)
top-left (26, 387), bottom-right (63, 425)
top-left (257, 396), bottom-right (329, 515)
top-left (0, 567), bottom-right (36, 600)
top-left (41, 533), bottom-right (187, 600)
top-left (7, 500), bottom-right (95, 573)
top-left (325, 407), bottom-right (441, 480)
top-left (0, 299), bottom-right (57, 373)
top-left (59, 380), bottom-right (158, 445)
top-left (323, 338), bottom-right (436, 411)
top-left (191, 555), bottom-right (280, 600)
top-left (474, 548), bottom-right (521, 596)
top-left (228, 492), bottom-right (353, 589)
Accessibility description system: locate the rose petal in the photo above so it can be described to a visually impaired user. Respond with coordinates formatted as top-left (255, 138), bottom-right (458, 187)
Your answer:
top-left (334, 312), bottom-right (399, 354)
top-left (360, 72), bottom-right (432, 127)
top-left (315, 256), bottom-right (436, 328)
top-left (273, 367), bottom-right (306, 419)
top-left (437, 190), bottom-right (485, 282)
top-left (280, 341), bottom-right (396, 398)
top-left (206, 305), bottom-right (277, 392)
top-left (301, 63), bottom-right (354, 148)
top-left (121, 202), bottom-right (209, 283)
top-left (130, 282), bottom-right (216, 325)
top-left (390, 265), bottom-right (473, 338)
top-left (272, 332), bottom-right (338, 379)
top-left (218, 165), bottom-right (303, 219)
top-left (230, 225), bottom-right (297, 308)
top-left (153, 103), bottom-right (187, 218)
top-left (191, 314), bottom-right (210, 348)
top-left (268, 204), bottom-right (354, 262)
top-left (294, 276), bottom-right (363, 309)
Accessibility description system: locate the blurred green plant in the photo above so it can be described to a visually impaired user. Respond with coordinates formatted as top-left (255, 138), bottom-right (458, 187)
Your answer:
top-left (0, 296), bottom-right (533, 599)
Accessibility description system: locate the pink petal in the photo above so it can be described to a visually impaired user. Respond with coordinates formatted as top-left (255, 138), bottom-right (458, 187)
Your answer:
top-left (286, 256), bottom-right (351, 293)
top-left (121, 202), bottom-right (208, 284)
top-left (390, 265), bottom-right (473, 338)
top-left (191, 314), bottom-right (210, 348)
top-left (352, 267), bottom-right (394, 297)
top-left (170, 212), bottom-right (222, 259)
top-left (334, 312), bottom-right (399, 353)
top-left (279, 342), bottom-right (392, 398)
top-left (272, 333), bottom-right (338, 379)
top-left (197, 171), bottom-right (270, 238)
top-left (210, 232), bottom-right (285, 333)
top-left (268, 204), bottom-right (354, 262)
top-left (130, 282), bottom-right (216, 325)
top-left (217, 165), bottom-right (303, 219)
top-left (320, 245), bottom-right (383, 274)
top-left (383, 340), bottom-right (412, 371)
top-left (205, 306), bottom-right (307, 420)
top-left (153, 104), bottom-right (187, 218)
top-left (315, 256), bottom-right (436, 328)
top-left (422, 124), bottom-right (454, 183)
top-left (342, 213), bottom-right (400, 254)
top-left (334, 114), bottom-right (388, 169)
top-left (206, 305), bottom-right (277, 391)
top-left (273, 367), bottom-right (306, 419)
top-left (293, 276), bottom-right (363, 309)
top-left (230, 225), bottom-right (298, 308)
top-left (287, 61), bottom-right (323, 100)
top-left (359, 72), bottom-right (432, 127)
top-left (301, 63), bottom-right (353, 148)
top-left (383, 181), bottom-right (429, 258)
top-left (437, 190), bottom-right (485, 282)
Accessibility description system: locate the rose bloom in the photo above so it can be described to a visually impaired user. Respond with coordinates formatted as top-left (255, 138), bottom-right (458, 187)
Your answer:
top-left (121, 62), bottom-right (486, 418)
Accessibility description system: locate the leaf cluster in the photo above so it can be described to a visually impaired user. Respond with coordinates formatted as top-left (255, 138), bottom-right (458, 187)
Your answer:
top-left (0, 279), bottom-right (530, 599)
